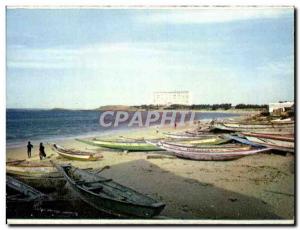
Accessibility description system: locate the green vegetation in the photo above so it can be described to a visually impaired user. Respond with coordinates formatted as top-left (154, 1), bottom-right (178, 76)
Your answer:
top-left (235, 104), bottom-right (268, 109)
top-left (131, 103), bottom-right (268, 111)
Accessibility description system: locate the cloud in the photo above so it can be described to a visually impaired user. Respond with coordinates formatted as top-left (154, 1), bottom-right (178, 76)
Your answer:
top-left (137, 7), bottom-right (293, 24)
top-left (6, 42), bottom-right (219, 71)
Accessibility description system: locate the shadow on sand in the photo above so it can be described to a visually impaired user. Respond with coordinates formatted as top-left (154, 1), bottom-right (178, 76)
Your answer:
top-left (98, 159), bottom-right (281, 220)
top-left (7, 159), bottom-right (281, 220)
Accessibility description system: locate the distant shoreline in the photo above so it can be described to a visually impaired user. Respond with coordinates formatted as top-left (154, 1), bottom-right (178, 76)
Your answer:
top-left (6, 108), bottom-right (262, 114)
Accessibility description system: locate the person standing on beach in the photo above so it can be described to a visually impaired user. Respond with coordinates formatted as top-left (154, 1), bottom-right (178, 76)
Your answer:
top-left (27, 141), bottom-right (33, 158)
top-left (39, 143), bottom-right (46, 160)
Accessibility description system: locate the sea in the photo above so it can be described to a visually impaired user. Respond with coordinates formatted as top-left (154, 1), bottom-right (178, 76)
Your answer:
top-left (6, 109), bottom-right (239, 148)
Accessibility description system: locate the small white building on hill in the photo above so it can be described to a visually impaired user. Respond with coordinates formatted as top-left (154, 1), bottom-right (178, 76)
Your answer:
top-left (269, 101), bottom-right (294, 113)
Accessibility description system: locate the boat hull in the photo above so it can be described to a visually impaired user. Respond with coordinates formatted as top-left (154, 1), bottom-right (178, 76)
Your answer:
top-left (56, 164), bottom-right (165, 218)
top-left (241, 132), bottom-right (294, 142)
top-left (161, 142), bottom-right (251, 152)
top-left (244, 136), bottom-right (294, 153)
top-left (6, 163), bottom-right (57, 176)
top-left (162, 132), bottom-right (215, 139)
top-left (51, 144), bottom-right (102, 161)
top-left (77, 139), bottom-right (162, 151)
top-left (68, 181), bottom-right (164, 218)
top-left (213, 124), bottom-right (294, 134)
top-left (160, 145), bottom-right (270, 161)
top-left (7, 172), bottom-right (66, 192)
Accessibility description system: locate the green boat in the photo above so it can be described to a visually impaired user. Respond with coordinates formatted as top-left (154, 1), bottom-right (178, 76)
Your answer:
top-left (76, 138), bottom-right (162, 151)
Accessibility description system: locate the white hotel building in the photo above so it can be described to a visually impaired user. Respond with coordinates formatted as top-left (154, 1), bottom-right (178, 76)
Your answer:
top-left (153, 91), bottom-right (190, 105)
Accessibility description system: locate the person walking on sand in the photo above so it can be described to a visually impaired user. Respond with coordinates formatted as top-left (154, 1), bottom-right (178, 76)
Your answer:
top-left (27, 141), bottom-right (33, 158)
top-left (39, 143), bottom-right (46, 160)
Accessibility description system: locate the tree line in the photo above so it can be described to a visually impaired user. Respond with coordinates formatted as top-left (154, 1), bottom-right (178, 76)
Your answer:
top-left (134, 104), bottom-right (268, 110)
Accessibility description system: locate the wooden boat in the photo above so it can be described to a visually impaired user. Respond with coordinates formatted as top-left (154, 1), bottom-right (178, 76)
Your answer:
top-left (7, 172), bottom-right (66, 192)
top-left (244, 136), bottom-right (294, 153)
top-left (241, 132), bottom-right (294, 142)
top-left (120, 135), bottom-right (230, 145)
top-left (222, 134), bottom-right (267, 148)
top-left (221, 119), bottom-right (294, 126)
top-left (157, 144), bottom-right (271, 161)
top-left (222, 122), bottom-right (294, 129)
top-left (76, 138), bottom-right (162, 151)
top-left (162, 132), bottom-right (214, 139)
top-left (54, 163), bottom-right (165, 218)
top-left (212, 123), bottom-right (294, 134)
top-left (181, 137), bottom-right (230, 145)
top-left (6, 160), bottom-right (57, 176)
top-left (158, 141), bottom-right (251, 152)
top-left (7, 175), bottom-right (47, 205)
top-left (185, 130), bottom-right (211, 136)
top-left (271, 118), bottom-right (294, 124)
top-left (5, 176), bottom-right (69, 218)
top-left (50, 143), bottom-right (103, 161)
top-left (6, 160), bottom-right (65, 191)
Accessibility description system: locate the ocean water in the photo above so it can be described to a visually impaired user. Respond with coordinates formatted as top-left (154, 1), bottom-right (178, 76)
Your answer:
top-left (6, 109), bottom-right (239, 148)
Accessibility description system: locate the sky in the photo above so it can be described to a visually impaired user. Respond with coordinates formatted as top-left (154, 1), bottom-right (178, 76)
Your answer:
top-left (6, 7), bottom-right (294, 109)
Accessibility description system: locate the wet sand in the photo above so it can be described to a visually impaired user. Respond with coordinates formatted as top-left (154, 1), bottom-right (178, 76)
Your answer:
top-left (6, 124), bottom-right (294, 220)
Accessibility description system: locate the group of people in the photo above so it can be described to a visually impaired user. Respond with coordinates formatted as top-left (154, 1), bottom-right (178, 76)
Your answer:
top-left (27, 141), bottom-right (47, 160)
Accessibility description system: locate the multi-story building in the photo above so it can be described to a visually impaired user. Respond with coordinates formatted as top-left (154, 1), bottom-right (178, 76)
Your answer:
top-left (153, 91), bottom-right (190, 105)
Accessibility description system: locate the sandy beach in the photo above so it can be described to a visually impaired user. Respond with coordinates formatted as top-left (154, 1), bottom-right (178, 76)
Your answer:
top-left (6, 123), bottom-right (294, 220)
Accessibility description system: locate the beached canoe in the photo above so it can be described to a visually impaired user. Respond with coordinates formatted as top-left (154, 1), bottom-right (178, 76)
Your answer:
top-left (162, 132), bottom-right (214, 139)
top-left (221, 119), bottom-right (294, 126)
top-left (222, 122), bottom-right (294, 129)
top-left (270, 118), bottom-right (294, 124)
top-left (76, 138), bottom-right (162, 151)
top-left (50, 143), bottom-right (103, 161)
top-left (241, 132), bottom-right (294, 142)
top-left (6, 160), bottom-right (57, 176)
top-left (7, 175), bottom-right (49, 218)
top-left (180, 137), bottom-right (230, 145)
top-left (243, 136), bottom-right (294, 153)
top-left (157, 144), bottom-right (271, 161)
top-left (119, 136), bottom-right (230, 145)
top-left (7, 175), bottom-right (47, 205)
top-left (152, 141), bottom-right (241, 148)
top-left (212, 123), bottom-right (294, 134)
top-left (54, 163), bottom-right (165, 218)
top-left (158, 141), bottom-right (251, 152)
top-left (7, 172), bottom-right (66, 192)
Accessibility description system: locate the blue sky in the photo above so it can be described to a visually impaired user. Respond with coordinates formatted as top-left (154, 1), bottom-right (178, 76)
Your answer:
top-left (7, 7), bottom-right (294, 109)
